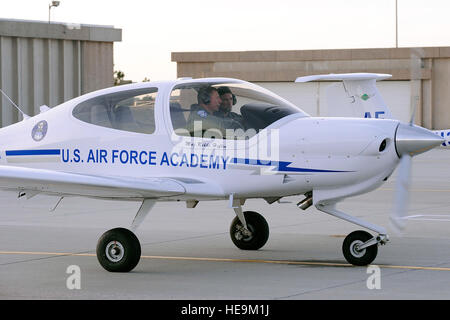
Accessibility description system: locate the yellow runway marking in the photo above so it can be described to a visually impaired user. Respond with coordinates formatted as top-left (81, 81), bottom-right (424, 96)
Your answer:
top-left (1, 250), bottom-right (450, 272)
top-left (0, 251), bottom-right (95, 257)
top-left (380, 188), bottom-right (450, 193)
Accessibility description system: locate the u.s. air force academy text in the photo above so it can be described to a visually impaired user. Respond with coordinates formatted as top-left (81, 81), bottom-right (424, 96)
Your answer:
top-left (61, 149), bottom-right (229, 169)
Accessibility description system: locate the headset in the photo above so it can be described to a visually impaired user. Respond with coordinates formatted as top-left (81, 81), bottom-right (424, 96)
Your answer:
top-left (218, 86), bottom-right (237, 105)
top-left (197, 87), bottom-right (214, 105)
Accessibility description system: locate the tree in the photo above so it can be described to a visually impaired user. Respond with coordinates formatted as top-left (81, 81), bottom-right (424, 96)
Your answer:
top-left (114, 70), bottom-right (125, 86)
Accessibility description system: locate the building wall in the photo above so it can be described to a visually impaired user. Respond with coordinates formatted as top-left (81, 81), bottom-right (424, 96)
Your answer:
top-left (432, 58), bottom-right (450, 129)
top-left (0, 19), bottom-right (121, 127)
top-left (255, 81), bottom-right (411, 122)
top-left (81, 41), bottom-right (114, 94)
top-left (172, 47), bottom-right (450, 129)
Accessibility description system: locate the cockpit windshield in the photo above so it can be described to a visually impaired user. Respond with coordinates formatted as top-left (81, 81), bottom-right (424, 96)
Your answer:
top-left (169, 80), bottom-right (309, 139)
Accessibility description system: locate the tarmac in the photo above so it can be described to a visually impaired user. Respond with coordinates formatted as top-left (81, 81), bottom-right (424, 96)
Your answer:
top-left (1, 149), bottom-right (450, 300)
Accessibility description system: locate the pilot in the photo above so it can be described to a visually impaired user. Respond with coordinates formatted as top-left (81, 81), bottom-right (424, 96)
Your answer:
top-left (216, 86), bottom-right (244, 126)
top-left (187, 86), bottom-right (243, 138)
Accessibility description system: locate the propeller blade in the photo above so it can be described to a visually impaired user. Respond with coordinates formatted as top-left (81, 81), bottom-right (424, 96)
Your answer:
top-left (409, 96), bottom-right (419, 126)
top-left (390, 154), bottom-right (412, 234)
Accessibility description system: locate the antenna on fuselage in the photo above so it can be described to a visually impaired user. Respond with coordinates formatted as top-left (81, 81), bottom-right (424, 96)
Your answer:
top-left (0, 88), bottom-right (30, 121)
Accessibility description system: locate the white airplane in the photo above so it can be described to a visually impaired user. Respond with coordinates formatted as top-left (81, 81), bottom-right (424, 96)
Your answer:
top-left (0, 74), bottom-right (443, 272)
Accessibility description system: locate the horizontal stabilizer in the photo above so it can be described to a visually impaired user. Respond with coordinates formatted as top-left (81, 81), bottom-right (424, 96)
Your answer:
top-left (295, 73), bottom-right (392, 83)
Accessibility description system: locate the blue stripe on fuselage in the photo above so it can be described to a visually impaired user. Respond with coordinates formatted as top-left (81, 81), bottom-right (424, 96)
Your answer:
top-left (6, 149), bottom-right (61, 156)
top-left (231, 158), bottom-right (350, 173)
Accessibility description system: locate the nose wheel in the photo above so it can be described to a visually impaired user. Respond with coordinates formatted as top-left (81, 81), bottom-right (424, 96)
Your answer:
top-left (96, 228), bottom-right (141, 272)
top-left (342, 230), bottom-right (379, 266)
top-left (230, 211), bottom-right (269, 250)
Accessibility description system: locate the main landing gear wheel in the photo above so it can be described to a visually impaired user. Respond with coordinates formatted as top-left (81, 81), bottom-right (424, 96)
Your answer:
top-left (342, 230), bottom-right (378, 266)
top-left (96, 228), bottom-right (141, 272)
top-left (230, 211), bottom-right (269, 250)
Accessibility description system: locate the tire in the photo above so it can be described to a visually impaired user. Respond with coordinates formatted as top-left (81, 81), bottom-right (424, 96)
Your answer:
top-left (96, 228), bottom-right (141, 272)
top-left (230, 211), bottom-right (269, 250)
top-left (342, 230), bottom-right (378, 266)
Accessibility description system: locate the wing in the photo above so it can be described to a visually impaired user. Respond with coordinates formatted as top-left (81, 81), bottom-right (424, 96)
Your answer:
top-left (0, 165), bottom-right (185, 199)
top-left (295, 73), bottom-right (393, 119)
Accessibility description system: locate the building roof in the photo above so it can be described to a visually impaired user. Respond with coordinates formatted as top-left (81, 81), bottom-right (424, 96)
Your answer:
top-left (0, 18), bottom-right (121, 42)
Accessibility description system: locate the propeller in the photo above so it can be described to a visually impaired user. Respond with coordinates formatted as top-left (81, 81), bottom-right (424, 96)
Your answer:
top-left (390, 153), bottom-right (412, 233)
top-left (390, 99), bottom-right (444, 234)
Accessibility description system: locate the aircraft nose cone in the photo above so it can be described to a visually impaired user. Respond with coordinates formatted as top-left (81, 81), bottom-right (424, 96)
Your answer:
top-left (395, 123), bottom-right (444, 157)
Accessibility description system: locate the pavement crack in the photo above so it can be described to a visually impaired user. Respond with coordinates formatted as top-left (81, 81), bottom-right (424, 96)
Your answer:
top-left (0, 250), bottom-right (94, 266)
top-left (273, 264), bottom-right (446, 299)
top-left (140, 232), bottom-right (227, 246)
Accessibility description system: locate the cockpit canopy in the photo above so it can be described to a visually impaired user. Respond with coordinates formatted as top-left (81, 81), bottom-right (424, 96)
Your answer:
top-left (70, 79), bottom-right (309, 139)
top-left (170, 80), bottom-right (308, 139)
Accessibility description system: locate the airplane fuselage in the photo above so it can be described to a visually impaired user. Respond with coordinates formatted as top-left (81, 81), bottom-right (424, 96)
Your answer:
top-left (0, 84), bottom-right (401, 203)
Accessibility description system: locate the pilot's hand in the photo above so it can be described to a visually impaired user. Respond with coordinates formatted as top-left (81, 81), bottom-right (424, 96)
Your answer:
top-left (228, 119), bottom-right (244, 130)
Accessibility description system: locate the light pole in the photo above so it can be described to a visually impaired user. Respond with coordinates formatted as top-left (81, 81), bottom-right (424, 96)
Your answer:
top-left (395, 0), bottom-right (398, 48)
top-left (48, 1), bottom-right (60, 24)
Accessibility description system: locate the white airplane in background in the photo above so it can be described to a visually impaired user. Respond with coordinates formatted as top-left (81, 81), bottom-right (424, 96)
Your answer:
top-left (0, 74), bottom-right (444, 272)
top-left (296, 73), bottom-right (450, 148)
top-left (435, 129), bottom-right (450, 147)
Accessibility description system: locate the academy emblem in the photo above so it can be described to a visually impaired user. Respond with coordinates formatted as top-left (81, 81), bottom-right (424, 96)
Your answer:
top-left (32, 120), bottom-right (48, 141)
top-left (197, 110), bottom-right (208, 118)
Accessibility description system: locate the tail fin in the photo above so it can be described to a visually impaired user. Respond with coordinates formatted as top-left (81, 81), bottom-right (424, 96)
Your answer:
top-left (295, 73), bottom-right (450, 149)
top-left (295, 73), bottom-right (392, 119)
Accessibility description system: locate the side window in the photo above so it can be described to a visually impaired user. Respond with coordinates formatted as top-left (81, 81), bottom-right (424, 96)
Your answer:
top-left (169, 87), bottom-right (197, 137)
top-left (170, 85), bottom-right (246, 139)
top-left (169, 82), bottom-right (302, 139)
top-left (73, 88), bottom-right (158, 134)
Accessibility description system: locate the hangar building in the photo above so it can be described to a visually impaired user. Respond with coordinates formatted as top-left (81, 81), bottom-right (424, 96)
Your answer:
top-left (0, 18), bottom-right (121, 127)
top-left (172, 47), bottom-right (450, 130)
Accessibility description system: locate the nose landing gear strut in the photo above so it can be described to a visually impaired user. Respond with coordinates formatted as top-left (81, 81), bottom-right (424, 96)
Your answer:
top-left (316, 203), bottom-right (389, 266)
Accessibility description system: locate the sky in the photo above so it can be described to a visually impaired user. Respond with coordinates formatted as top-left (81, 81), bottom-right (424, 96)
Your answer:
top-left (1, 0), bottom-right (450, 82)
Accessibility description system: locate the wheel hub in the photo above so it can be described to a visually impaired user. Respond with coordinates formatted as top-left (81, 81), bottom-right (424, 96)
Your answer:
top-left (350, 240), bottom-right (366, 258)
top-left (235, 225), bottom-right (254, 242)
top-left (105, 241), bottom-right (125, 262)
